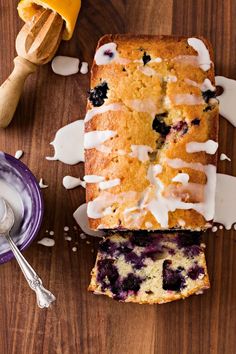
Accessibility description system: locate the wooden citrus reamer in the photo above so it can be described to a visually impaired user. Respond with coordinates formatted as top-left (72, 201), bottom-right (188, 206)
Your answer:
top-left (0, 8), bottom-right (64, 128)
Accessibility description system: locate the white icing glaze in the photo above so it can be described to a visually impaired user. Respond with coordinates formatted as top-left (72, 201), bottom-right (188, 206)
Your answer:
top-left (51, 56), bottom-right (79, 76)
top-left (186, 140), bottom-right (218, 154)
top-left (212, 226), bottom-right (218, 232)
top-left (139, 66), bottom-right (158, 77)
top-left (187, 38), bottom-right (211, 71)
top-left (38, 238), bottom-right (55, 247)
top-left (0, 179), bottom-right (24, 239)
top-left (185, 78), bottom-right (215, 92)
top-left (171, 94), bottom-right (204, 105)
top-left (96, 145), bottom-right (112, 155)
top-left (147, 164), bottom-right (163, 184)
top-left (84, 130), bottom-right (117, 149)
top-left (46, 120), bottom-right (84, 165)
top-left (172, 173), bottom-right (189, 185)
top-left (216, 76), bottom-right (236, 127)
top-left (39, 178), bottom-right (48, 189)
top-left (80, 61), bottom-right (88, 74)
top-left (84, 175), bottom-right (105, 183)
top-left (15, 150), bottom-right (23, 159)
top-left (178, 219), bottom-right (186, 227)
top-left (220, 153), bottom-right (231, 161)
top-left (84, 103), bottom-right (124, 123)
top-left (87, 191), bottom-right (137, 219)
top-left (145, 221), bottom-right (153, 228)
top-left (95, 42), bottom-right (129, 65)
top-left (73, 203), bottom-right (104, 237)
top-left (214, 173), bottom-right (236, 230)
top-left (129, 145), bottom-right (153, 162)
top-left (145, 158), bottom-right (216, 227)
top-left (165, 75), bottom-right (177, 83)
top-left (99, 178), bottom-right (120, 190)
top-left (62, 176), bottom-right (86, 189)
top-left (150, 57), bottom-right (162, 63)
top-left (0, 198), bottom-right (6, 222)
top-left (126, 99), bottom-right (157, 118)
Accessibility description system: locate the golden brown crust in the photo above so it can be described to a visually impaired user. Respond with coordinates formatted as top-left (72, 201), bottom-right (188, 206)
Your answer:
top-left (85, 35), bottom-right (219, 231)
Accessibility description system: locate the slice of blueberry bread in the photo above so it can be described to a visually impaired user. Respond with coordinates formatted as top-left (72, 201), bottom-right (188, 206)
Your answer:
top-left (89, 232), bottom-right (210, 304)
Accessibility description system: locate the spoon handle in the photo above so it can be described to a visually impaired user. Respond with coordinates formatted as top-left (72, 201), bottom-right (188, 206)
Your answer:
top-left (6, 233), bottom-right (56, 308)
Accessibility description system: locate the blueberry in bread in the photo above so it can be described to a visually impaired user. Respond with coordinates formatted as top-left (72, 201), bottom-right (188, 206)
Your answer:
top-left (85, 35), bottom-right (219, 232)
top-left (89, 232), bottom-right (210, 304)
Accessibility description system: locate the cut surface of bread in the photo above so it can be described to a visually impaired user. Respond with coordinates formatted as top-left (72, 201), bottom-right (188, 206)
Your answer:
top-left (89, 232), bottom-right (210, 304)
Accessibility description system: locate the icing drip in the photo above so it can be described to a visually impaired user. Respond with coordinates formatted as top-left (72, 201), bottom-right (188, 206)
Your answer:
top-left (214, 173), bottom-right (236, 229)
top-left (95, 43), bottom-right (130, 65)
top-left (186, 140), bottom-right (218, 154)
top-left (185, 78), bottom-right (215, 92)
top-left (126, 99), bottom-right (157, 118)
top-left (15, 150), bottom-right (23, 159)
top-left (87, 191), bottom-right (137, 219)
top-left (51, 56), bottom-right (79, 76)
top-left (172, 173), bottom-right (189, 185)
top-left (165, 75), bottom-right (177, 83)
top-left (216, 76), bottom-right (236, 127)
top-left (73, 203), bottom-right (104, 237)
top-left (171, 94), bottom-right (204, 105)
top-left (38, 238), bottom-right (55, 247)
top-left (129, 145), bottom-right (153, 162)
top-left (85, 103), bottom-right (124, 123)
top-left (139, 66), bottom-right (158, 77)
top-left (63, 176), bottom-right (86, 189)
top-left (99, 178), bottom-right (120, 190)
top-left (220, 153), bottom-right (231, 161)
top-left (187, 38), bottom-right (211, 71)
top-left (84, 175), bottom-right (105, 183)
top-left (46, 120), bottom-right (84, 165)
top-left (80, 62), bottom-right (89, 74)
top-left (84, 130), bottom-right (117, 149)
top-left (145, 158), bottom-right (216, 227)
top-left (39, 178), bottom-right (48, 189)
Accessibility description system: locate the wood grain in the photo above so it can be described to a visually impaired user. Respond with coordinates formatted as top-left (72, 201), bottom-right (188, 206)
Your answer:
top-left (0, 1), bottom-right (235, 353)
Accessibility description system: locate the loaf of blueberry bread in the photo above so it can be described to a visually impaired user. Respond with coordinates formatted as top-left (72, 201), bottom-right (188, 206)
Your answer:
top-left (85, 35), bottom-right (219, 231)
top-left (89, 232), bottom-right (210, 303)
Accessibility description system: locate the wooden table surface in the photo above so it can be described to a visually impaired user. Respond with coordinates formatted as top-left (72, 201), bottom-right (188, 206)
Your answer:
top-left (0, 1), bottom-right (235, 353)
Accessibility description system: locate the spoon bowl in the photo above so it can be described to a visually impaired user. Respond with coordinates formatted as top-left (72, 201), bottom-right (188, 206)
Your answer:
top-left (0, 199), bottom-right (14, 235)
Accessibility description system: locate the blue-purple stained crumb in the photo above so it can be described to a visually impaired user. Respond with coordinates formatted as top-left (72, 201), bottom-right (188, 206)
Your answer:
top-left (142, 52), bottom-right (151, 65)
top-left (104, 49), bottom-right (114, 58)
top-left (177, 233), bottom-right (202, 258)
top-left (89, 81), bottom-right (109, 107)
top-left (122, 273), bottom-right (142, 292)
top-left (97, 259), bottom-right (119, 291)
top-left (187, 264), bottom-right (205, 280)
top-left (99, 239), bottom-right (118, 256)
top-left (191, 118), bottom-right (201, 125)
top-left (172, 121), bottom-right (188, 136)
top-left (162, 260), bottom-right (186, 291)
top-left (202, 89), bottom-right (217, 103)
top-left (152, 114), bottom-right (171, 137)
top-left (177, 233), bottom-right (201, 247)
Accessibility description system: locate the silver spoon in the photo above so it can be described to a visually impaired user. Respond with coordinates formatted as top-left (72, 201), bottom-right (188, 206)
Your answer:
top-left (0, 198), bottom-right (56, 308)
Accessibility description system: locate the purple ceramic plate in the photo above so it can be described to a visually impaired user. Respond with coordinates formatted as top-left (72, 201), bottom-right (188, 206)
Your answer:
top-left (0, 152), bottom-right (43, 264)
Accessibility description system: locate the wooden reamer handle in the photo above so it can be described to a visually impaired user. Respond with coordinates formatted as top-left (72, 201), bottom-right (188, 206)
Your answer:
top-left (0, 56), bottom-right (37, 128)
